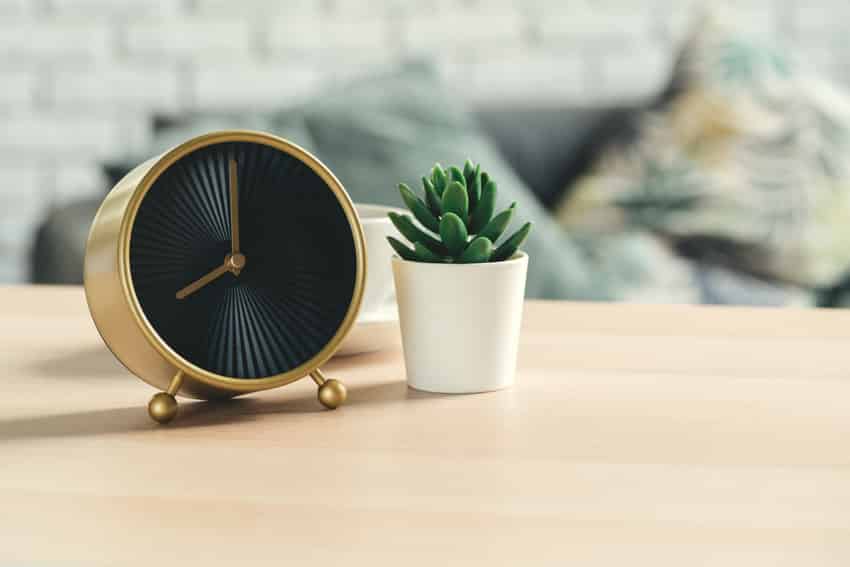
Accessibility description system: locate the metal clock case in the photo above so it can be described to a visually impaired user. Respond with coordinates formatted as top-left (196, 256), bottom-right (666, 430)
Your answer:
top-left (84, 131), bottom-right (365, 424)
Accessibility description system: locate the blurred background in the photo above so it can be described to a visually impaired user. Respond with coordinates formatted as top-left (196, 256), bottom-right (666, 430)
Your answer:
top-left (3, 0), bottom-right (850, 306)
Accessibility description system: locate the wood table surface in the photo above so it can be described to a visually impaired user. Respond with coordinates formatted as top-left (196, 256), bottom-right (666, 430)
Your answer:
top-left (1, 285), bottom-right (849, 566)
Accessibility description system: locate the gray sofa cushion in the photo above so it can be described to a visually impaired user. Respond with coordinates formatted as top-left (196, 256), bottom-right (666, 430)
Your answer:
top-left (474, 106), bottom-right (639, 209)
top-left (31, 198), bottom-right (100, 284)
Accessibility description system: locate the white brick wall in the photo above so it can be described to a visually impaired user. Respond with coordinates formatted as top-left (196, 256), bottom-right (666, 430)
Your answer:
top-left (402, 4), bottom-right (525, 55)
top-left (126, 19), bottom-right (254, 61)
top-left (792, 2), bottom-right (850, 38)
top-left (0, 70), bottom-right (38, 107)
top-left (0, 0), bottom-right (29, 18)
top-left (0, 22), bottom-right (111, 61)
top-left (194, 62), bottom-right (324, 111)
top-left (0, 113), bottom-right (123, 158)
top-left (536, 3), bottom-right (656, 47)
top-left (195, 0), bottom-right (316, 17)
top-left (53, 163), bottom-right (110, 206)
top-left (0, 0), bottom-right (848, 282)
top-left (53, 65), bottom-right (181, 111)
top-left (440, 52), bottom-right (588, 106)
top-left (50, 0), bottom-right (183, 18)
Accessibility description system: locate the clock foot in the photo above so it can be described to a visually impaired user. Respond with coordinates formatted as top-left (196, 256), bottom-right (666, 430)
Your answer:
top-left (148, 392), bottom-right (178, 424)
top-left (148, 370), bottom-right (184, 424)
top-left (310, 369), bottom-right (347, 410)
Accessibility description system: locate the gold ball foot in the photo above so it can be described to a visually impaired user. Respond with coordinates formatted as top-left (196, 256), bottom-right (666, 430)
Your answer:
top-left (317, 379), bottom-right (347, 410)
top-left (148, 392), bottom-right (178, 424)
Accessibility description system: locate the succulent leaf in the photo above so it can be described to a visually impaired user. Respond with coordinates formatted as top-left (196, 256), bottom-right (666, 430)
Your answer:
top-left (398, 182), bottom-right (440, 233)
top-left (458, 236), bottom-right (493, 263)
top-left (413, 242), bottom-right (445, 263)
top-left (388, 212), bottom-right (447, 255)
top-left (467, 164), bottom-right (481, 212)
top-left (492, 222), bottom-right (532, 261)
top-left (478, 202), bottom-right (515, 243)
top-left (448, 166), bottom-right (466, 188)
top-left (387, 236), bottom-right (417, 261)
top-left (439, 212), bottom-right (468, 256)
top-left (431, 163), bottom-right (447, 196)
top-left (463, 159), bottom-right (475, 181)
top-left (422, 176), bottom-right (442, 217)
top-left (441, 180), bottom-right (469, 222)
top-left (469, 179), bottom-right (497, 233)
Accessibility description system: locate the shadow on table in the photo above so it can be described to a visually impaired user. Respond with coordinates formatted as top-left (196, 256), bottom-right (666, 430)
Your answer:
top-left (0, 379), bottom-right (442, 442)
top-left (30, 344), bottom-right (405, 380)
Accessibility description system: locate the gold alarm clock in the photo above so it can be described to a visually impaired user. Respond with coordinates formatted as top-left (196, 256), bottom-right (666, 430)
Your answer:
top-left (84, 131), bottom-right (365, 424)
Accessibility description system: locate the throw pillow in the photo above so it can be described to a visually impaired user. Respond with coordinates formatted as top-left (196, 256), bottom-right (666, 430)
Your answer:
top-left (556, 14), bottom-right (850, 289)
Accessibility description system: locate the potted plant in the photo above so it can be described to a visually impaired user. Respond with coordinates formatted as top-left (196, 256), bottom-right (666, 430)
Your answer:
top-left (387, 160), bottom-right (532, 393)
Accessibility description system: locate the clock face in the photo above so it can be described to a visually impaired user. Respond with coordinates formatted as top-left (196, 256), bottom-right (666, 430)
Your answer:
top-left (129, 139), bottom-right (358, 380)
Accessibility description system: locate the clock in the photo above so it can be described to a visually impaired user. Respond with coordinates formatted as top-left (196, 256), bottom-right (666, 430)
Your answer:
top-left (84, 131), bottom-right (365, 424)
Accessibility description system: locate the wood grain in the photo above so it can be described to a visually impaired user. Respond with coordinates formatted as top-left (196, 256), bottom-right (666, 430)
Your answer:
top-left (1, 286), bottom-right (849, 566)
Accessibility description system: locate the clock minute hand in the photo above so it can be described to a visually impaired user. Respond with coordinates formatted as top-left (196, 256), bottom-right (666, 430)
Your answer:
top-left (176, 261), bottom-right (230, 300)
top-left (229, 157), bottom-right (240, 257)
top-left (176, 158), bottom-right (245, 301)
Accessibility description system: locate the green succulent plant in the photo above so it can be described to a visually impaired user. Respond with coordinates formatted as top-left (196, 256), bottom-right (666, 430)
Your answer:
top-left (387, 160), bottom-right (532, 263)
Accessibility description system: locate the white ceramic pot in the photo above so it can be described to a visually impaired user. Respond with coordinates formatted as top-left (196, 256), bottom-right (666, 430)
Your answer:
top-left (391, 252), bottom-right (528, 393)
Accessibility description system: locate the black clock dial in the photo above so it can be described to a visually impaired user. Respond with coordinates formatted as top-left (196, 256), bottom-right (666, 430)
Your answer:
top-left (129, 140), bottom-right (357, 379)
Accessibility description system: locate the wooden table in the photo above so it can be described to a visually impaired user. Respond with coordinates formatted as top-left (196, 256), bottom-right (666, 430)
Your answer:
top-left (2, 286), bottom-right (849, 566)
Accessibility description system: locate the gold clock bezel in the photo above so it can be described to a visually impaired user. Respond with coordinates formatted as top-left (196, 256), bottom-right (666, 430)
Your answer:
top-left (117, 130), bottom-right (366, 394)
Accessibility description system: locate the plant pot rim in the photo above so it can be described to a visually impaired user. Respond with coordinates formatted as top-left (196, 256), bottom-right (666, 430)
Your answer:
top-left (391, 250), bottom-right (527, 269)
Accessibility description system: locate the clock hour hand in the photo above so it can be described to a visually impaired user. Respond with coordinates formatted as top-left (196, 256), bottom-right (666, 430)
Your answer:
top-left (228, 158), bottom-right (241, 274)
top-left (175, 253), bottom-right (245, 300)
top-left (176, 262), bottom-right (229, 300)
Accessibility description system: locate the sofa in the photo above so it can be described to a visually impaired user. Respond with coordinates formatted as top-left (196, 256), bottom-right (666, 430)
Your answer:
top-left (32, 99), bottom-right (638, 292)
top-left (31, 56), bottom-right (850, 307)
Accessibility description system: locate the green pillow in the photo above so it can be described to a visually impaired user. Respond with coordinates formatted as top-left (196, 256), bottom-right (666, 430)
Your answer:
top-left (298, 62), bottom-right (601, 299)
